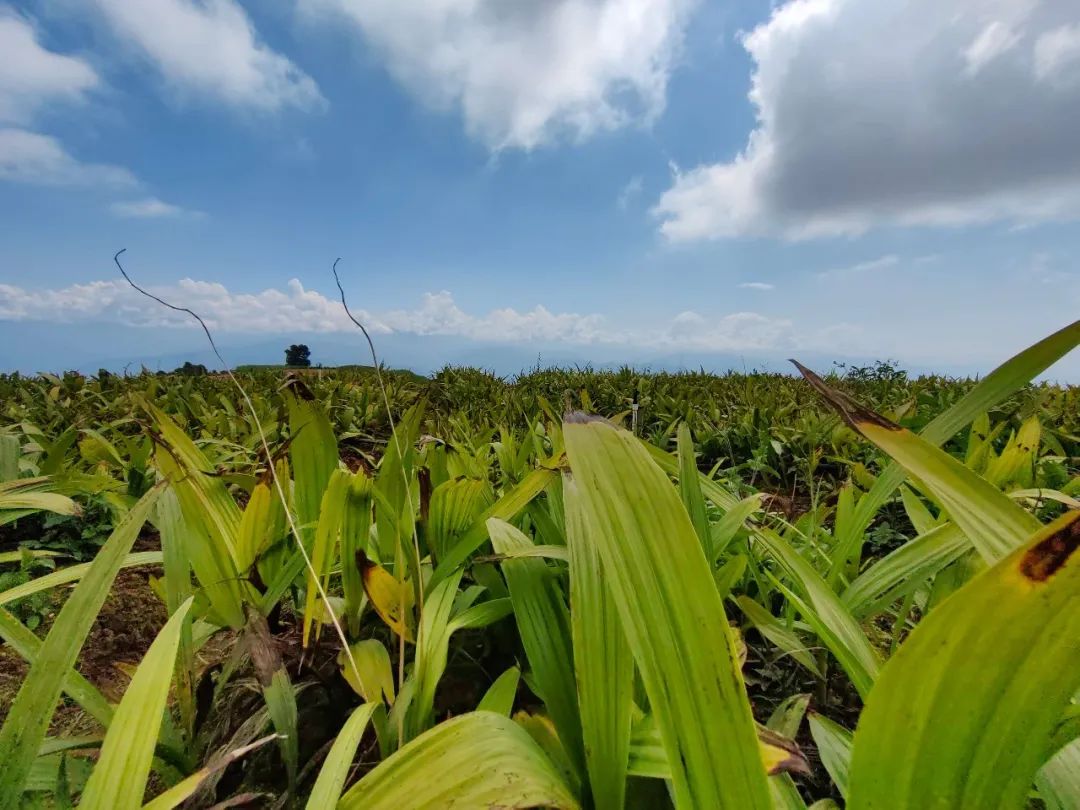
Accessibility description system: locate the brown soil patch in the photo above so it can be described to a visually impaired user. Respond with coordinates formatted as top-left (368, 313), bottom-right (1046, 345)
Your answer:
top-left (0, 562), bottom-right (166, 733)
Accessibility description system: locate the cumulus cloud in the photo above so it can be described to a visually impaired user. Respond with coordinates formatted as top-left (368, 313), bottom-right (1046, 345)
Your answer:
top-left (0, 277), bottom-right (361, 332)
top-left (0, 276), bottom-right (838, 354)
top-left (0, 128), bottom-right (136, 186)
top-left (660, 310), bottom-right (794, 351)
top-left (110, 197), bottom-right (202, 218)
top-left (817, 254), bottom-right (899, 280)
top-left (89, 0), bottom-right (324, 112)
top-left (1034, 23), bottom-right (1080, 82)
top-left (738, 281), bottom-right (774, 291)
top-left (0, 8), bottom-right (99, 125)
top-left (655, 0), bottom-right (1080, 240)
top-left (301, 0), bottom-right (695, 149)
top-left (617, 175), bottom-right (644, 210)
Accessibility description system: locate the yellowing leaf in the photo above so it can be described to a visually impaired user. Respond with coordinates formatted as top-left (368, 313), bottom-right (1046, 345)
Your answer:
top-left (357, 550), bottom-right (414, 642)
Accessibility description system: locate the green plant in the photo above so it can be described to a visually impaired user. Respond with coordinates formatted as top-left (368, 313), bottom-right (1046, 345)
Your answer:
top-left (0, 320), bottom-right (1075, 807)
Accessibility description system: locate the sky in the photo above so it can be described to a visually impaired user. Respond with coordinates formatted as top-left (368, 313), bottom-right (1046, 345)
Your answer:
top-left (1, 0), bottom-right (1078, 379)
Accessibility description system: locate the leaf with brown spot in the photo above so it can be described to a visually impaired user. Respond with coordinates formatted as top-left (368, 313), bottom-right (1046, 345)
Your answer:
top-left (790, 361), bottom-right (903, 432)
top-left (1020, 518), bottom-right (1080, 582)
top-left (849, 510), bottom-right (1080, 808)
top-left (791, 360), bottom-right (1040, 564)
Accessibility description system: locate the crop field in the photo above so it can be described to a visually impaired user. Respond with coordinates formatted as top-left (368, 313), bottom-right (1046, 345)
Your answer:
top-left (0, 322), bottom-right (1078, 809)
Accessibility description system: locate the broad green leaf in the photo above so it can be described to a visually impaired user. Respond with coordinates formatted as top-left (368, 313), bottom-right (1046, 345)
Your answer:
top-left (153, 488), bottom-right (196, 741)
top-left (0, 484), bottom-right (163, 809)
top-left (767, 694), bottom-right (811, 741)
top-left (284, 380), bottom-right (338, 555)
top-left (141, 400), bottom-right (242, 558)
top-left (372, 402), bottom-right (422, 566)
top-left (900, 485), bottom-right (938, 536)
top-left (485, 544), bottom-right (570, 563)
top-left (428, 477), bottom-right (493, 564)
top-left (407, 569), bottom-right (465, 740)
top-left (628, 713), bottom-right (809, 780)
top-left (0, 489), bottom-right (78, 518)
top-left (429, 467), bottom-right (558, 589)
top-left (0, 551), bottom-right (162, 606)
top-left (254, 458), bottom-right (291, 597)
top-left (145, 403), bottom-right (246, 628)
top-left (825, 484), bottom-right (858, 585)
top-left (305, 703), bottom-right (377, 810)
top-left (795, 361), bottom-right (1040, 564)
top-left (79, 598), bottom-right (194, 810)
top-left (734, 595), bottom-right (823, 678)
top-left (677, 422), bottom-right (710, 555)
top-left (340, 471), bottom-right (374, 636)
top-left (848, 511), bottom-right (1080, 809)
top-left (752, 528), bottom-right (881, 698)
top-left (714, 553), bottom-right (747, 598)
top-left (0, 434), bottom-right (18, 481)
top-left (0, 550), bottom-right (60, 564)
top-left (477, 667), bottom-right (520, 717)
top-left (711, 494), bottom-right (763, 564)
top-left (337, 712), bottom-right (579, 810)
top-left (565, 475), bottom-right (633, 810)
top-left (842, 523), bottom-right (968, 617)
top-left (808, 712), bottom-right (853, 800)
top-left (450, 597), bottom-right (513, 630)
top-left (339, 638), bottom-right (395, 705)
top-left (829, 318), bottom-right (1079, 563)
top-left (235, 475), bottom-right (275, 575)
top-left (489, 518), bottom-right (585, 783)
top-left (302, 468), bottom-right (350, 646)
top-left (1039, 741), bottom-right (1080, 810)
top-left (564, 415), bottom-right (770, 809)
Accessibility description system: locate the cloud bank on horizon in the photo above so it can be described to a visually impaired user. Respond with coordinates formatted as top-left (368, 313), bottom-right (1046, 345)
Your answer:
top-left (0, 275), bottom-right (847, 356)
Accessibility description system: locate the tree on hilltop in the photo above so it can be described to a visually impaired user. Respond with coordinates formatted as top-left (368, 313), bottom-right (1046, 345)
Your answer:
top-left (285, 344), bottom-right (311, 367)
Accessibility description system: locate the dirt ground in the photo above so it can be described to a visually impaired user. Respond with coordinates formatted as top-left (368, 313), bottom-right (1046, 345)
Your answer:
top-left (0, 555), bottom-right (167, 732)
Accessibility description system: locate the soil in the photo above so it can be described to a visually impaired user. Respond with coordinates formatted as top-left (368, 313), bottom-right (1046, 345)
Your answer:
top-left (0, 559), bottom-right (168, 731)
top-left (760, 490), bottom-right (815, 521)
top-left (0, 526), bottom-right (173, 732)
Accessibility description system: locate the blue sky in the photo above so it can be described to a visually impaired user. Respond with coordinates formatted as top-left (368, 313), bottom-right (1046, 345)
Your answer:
top-left (1, 0), bottom-right (1078, 378)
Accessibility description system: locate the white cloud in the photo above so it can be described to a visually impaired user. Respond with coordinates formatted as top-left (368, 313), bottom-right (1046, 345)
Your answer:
top-left (655, 0), bottom-right (1080, 240)
top-left (0, 8), bottom-right (99, 125)
top-left (0, 276), bottom-right (827, 354)
top-left (817, 254), bottom-right (899, 280)
top-left (110, 197), bottom-right (201, 218)
top-left (1034, 23), bottom-right (1080, 82)
top-left (738, 281), bottom-right (774, 290)
top-left (0, 128), bottom-right (136, 186)
top-left (617, 175), bottom-right (644, 210)
top-left (301, 0), bottom-right (695, 149)
top-left (660, 310), bottom-right (794, 351)
top-left (380, 291), bottom-right (608, 344)
top-left (0, 10), bottom-right (142, 192)
top-left (964, 21), bottom-right (1020, 76)
top-left (89, 0), bottom-right (324, 112)
top-left (0, 277), bottom-right (360, 332)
